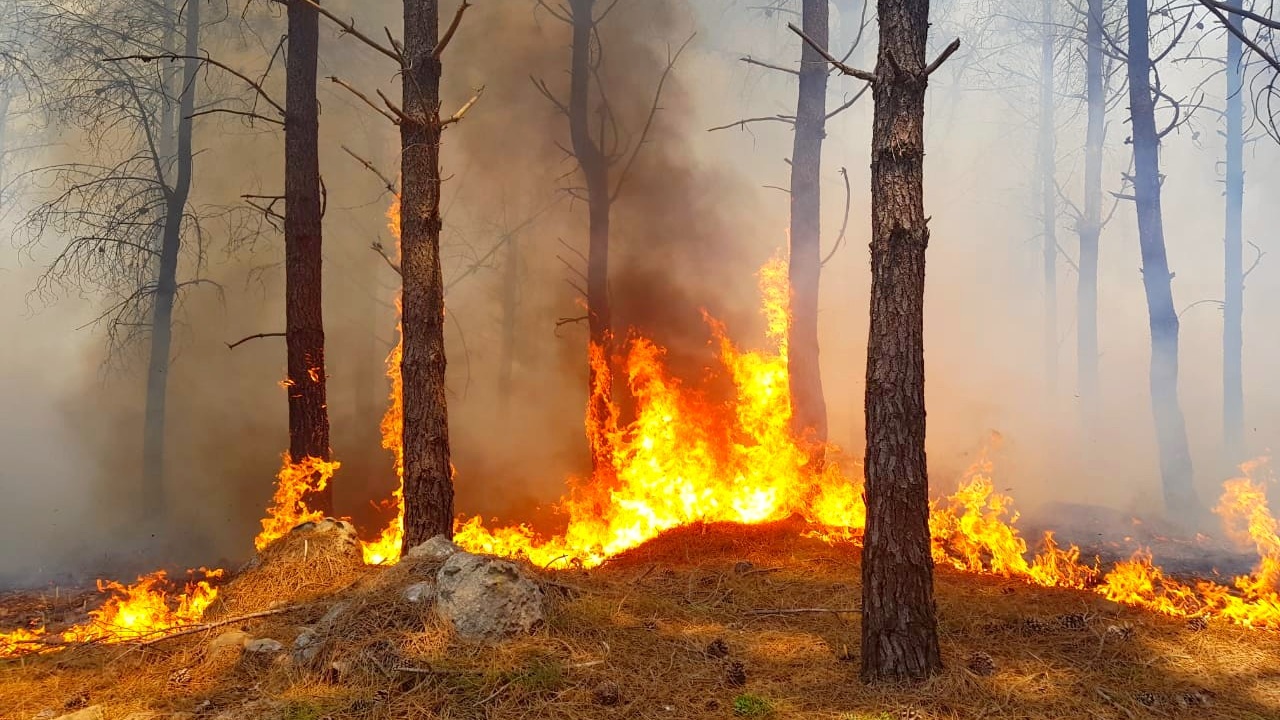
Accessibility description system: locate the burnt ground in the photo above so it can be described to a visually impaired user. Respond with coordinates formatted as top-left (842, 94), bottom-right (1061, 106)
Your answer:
top-left (2, 520), bottom-right (1279, 720)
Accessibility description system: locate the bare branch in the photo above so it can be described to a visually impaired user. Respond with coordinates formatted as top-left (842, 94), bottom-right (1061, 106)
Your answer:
top-left (434, 1), bottom-right (472, 59)
top-left (372, 241), bottom-right (402, 276)
top-left (441, 86), bottom-right (485, 127)
top-left (787, 23), bottom-right (877, 83)
top-left (707, 115), bottom-right (794, 132)
top-left (329, 75), bottom-right (399, 125)
top-left (299, 0), bottom-right (402, 64)
top-left (227, 332), bottom-right (286, 350)
top-left (613, 33), bottom-right (696, 202)
top-left (741, 56), bottom-right (799, 76)
top-left (925, 38), bottom-right (963, 76)
top-left (341, 146), bottom-right (397, 195)
top-left (103, 54), bottom-right (284, 116)
top-left (821, 167), bottom-right (852, 267)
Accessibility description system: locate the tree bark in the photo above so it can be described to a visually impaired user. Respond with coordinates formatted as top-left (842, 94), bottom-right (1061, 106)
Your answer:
top-left (789, 0), bottom-right (830, 463)
top-left (1125, 0), bottom-right (1199, 521)
top-left (400, 0), bottom-right (454, 548)
top-left (284, 0), bottom-right (333, 512)
top-left (141, 0), bottom-right (198, 519)
top-left (568, 0), bottom-right (615, 478)
top-left (1078, 0), bottom-right (1104, 427)
top-left (859, 0), bottom-right (942, 683)
top-left (1223, 2), bottom-right (1245, 466)
top-left (1039, 0), bottom-right (1057, 396)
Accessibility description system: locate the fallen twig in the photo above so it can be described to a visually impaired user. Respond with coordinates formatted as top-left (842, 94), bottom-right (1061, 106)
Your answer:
top-left (745, 607), bottom-right (861, 616)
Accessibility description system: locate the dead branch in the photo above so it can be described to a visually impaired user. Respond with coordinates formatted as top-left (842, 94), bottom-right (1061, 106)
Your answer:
top-left (1244, 241), bottom-right (1266, 280)
top-left (299, 0), bottom-right (402, 64)
top-left (434, 0), bottom-right (472, 58)
top-left (707, 115), bottom-right (795, 132)
top-left (1199, 0), bottom-right (1280, 30)
top-left (187, 108), bottom-right (284, 126)
top-left (745, 607), bottom-right (862, 616)
top-left (442, 86), bottom-right (485, 127)
top-left (925, 38), bottom-right (963, 76)
top-left (821, 167), bottom-right (852, 267)
top-left (103, 54), bottom-right (284, 116)
top-left (226, 332), bottom-right (286, 350)
top-left (376, 89), bottom-right (409, 124)
top-left (556, 315), bottom-right (588, 328)
top-left (372, 241), bottom-right (402, 276)
top-left (787, 23), bottom-right (877, 83)
top-left (741, 56), bottom-right (799, 76)
top-left (825, 83), bottom-right (871, 120)
top-left (612, 33), bottom-right (696, 202)
top-left (137, 605), bottom-right (304, 647)
top-left (1199, 0), bottom-right (1280, 74)
top-left (329, 75), bottom-right (399, 125)
top-left (341, 146), bottom-right (398, 196)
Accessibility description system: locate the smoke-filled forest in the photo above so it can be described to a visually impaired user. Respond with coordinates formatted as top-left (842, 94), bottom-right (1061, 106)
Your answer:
top-left (2, 0), bottom-right (1280, 717)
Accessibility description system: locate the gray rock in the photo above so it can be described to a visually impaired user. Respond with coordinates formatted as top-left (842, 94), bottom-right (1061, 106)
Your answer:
top-left (46, 707), bottom-right (104, 720)
top-left (243, 637), bottom-right (284, 653)
top-left (292, 628), bottom-right (322, 664)
top-left (317, 601), bottom-right (349, 629)
top-left (435, 552), bottom-right (546, 642)
top-left (406, 535), bottom-right (462, 562)
top-left (403, 579), bottom-right (436, 604)
top-left (208, 630), bottom-right (251, 652)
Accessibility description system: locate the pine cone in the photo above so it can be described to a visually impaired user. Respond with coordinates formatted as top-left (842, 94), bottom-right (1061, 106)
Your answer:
top-left (167, 667), bottom-right (192, 688)
top-left (733, 561), bottom-right (754, 575)
top-left (726, 660), bottom-right (747, 687)
top-left (63, 694), bottom-right (89, 711)
top-left (1186, 616), bottom-right (1209, 632)
top-left (967, 651), bottom-right (996, 676)
top-left (1178, 689), bottom-right (1215, 708)
top-left (1106, 622), bottom-right (1135, 642)
top-left (592, 680), bottom-right (622, 706)
top-left (1135, 691), bottom-right (1158, 708)
top-left (705, 638), bottom-right (730, 659)
top-left (373, 688), bottom-right (391, 703)
top-left (1058, 613), bottom-right (1088, 630)
top-left (898, 708), bottom-right (923, 720)
top-left (1018, 617), bottom-right (1051, 635)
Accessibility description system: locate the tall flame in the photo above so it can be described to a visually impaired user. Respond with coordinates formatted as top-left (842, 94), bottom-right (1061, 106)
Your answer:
top-left (361, 193), bottom-right (406, 565)
top-left (255, 454), bottom-right (341, 551)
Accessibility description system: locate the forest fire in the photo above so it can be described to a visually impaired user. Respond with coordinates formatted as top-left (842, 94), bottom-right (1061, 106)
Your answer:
top-left (254, 454), bottom-right (341, 551)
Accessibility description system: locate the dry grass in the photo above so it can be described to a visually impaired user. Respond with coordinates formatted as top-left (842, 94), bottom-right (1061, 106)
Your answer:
top-left (3, 521), bottom-right (1279, 720)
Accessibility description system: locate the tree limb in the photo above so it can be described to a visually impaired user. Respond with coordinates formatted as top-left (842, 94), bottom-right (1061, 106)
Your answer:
top-left (372, 241), bottom-right (402, 276)
top-left (227, 332), bottom-right (286, 350)
top-left (341, 146), bottom-right (397, 195)
top-left (299, 0), bottom-right (402, 64)
top-left (612, 33), bottom-right (696, 202)
top-left (741, 56), bottom-right (798, 76)
top-left (329, 75), bottom-right (399, 125)
top-left (925, 38), bottom-right (963, 76)
top-left (441, 86), bottom-right (485, 127)
top-left (821, 167), bottom-right (852, 268)
top-left (434, 1), bottom-right (472, 58)
top-left (787, 23), bottom-right (877, 83)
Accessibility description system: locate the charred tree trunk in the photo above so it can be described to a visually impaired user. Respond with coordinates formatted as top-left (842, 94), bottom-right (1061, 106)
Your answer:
top-left (141, 0), bottom-right (198, 518)
top-left (1078, 0), bottom-right (1105, 426)
top-left (1125, 0), bottom-right (1199, 521)
top-left (1038, 0), bottom-right (1057, 395)
top-left (568, 0), bottom-right (615, 478)
top-left (1223, 4), bottom-right (1245, 466)
top-left (789, 0), bottom-right (830, 463)
top-left (400, 0), bottom-right (454, 548)
top-left (498, 234), bottom-right (519, 423)
top-left (860, 0), bottom-right (943, 682)
top-left (284, 0), bottom-right (332, 512)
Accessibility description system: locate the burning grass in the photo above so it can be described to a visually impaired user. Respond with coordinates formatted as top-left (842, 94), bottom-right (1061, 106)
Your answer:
top-left (3, 522), bottom-right (1279, 720)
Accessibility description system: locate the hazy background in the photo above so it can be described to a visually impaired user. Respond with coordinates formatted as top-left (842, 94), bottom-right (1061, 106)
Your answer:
top-left (1, 0), bottom-right (1276, 585)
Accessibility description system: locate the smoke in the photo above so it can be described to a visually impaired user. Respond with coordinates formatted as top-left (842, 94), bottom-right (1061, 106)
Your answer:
top-left (3, 0), bottom-right (1280, 584)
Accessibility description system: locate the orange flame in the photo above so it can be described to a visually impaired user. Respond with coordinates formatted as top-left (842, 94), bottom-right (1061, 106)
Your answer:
top-left (254, 454), bottom-right (341, 551)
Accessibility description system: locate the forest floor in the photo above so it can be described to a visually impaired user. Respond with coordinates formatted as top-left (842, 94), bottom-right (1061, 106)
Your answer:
top-left (1, 520), bottom-right (1278, 720)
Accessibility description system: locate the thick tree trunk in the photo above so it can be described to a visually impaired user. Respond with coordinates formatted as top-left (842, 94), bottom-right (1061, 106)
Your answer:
top-left (1039, 0), bottom-right (1057, 395)
top-left (400, 0), bottom-right (454, 548)
top-left (141, 0), bottom-right (198, 519)
top-left (498, 234), bottom-right (519, 423)
top-left (1078, 0), bottom-right (1104, 425)
top-left (284, 0), bottom-right (332, 512)
top-left (789, 0), bottom-right (830, 462)
top-left (1223, 5), bottom-right (1244, 466)
top-left (1125, 0), bottom-right (1199, 521)
top-left (860, 0), bottom-right (942, 683)
top-left (568, 0), bottom-right (615, 478)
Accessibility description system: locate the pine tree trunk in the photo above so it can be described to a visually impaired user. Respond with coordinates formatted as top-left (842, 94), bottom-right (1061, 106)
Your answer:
top-left (1223, 4), bottom-right (1244, 466)
top-left (860, 0), bottom-right (942, 683)
top-left (1039, 0), bottom-right (1057, 396)
top-left (141, 0), bottom-right (198, 519)
top-left (568, 0), bottom-right (615, 478)
top-left (400, 0), bottom-right (454, 548)
top-left (789, 0), bottom-right (830, 463)
top-left (1125, 0), bottom-right (1199, 521)
top-left (1078, 0), bottom-right (1104, 426)
top-left (284, 0), bottom-right (332, 512)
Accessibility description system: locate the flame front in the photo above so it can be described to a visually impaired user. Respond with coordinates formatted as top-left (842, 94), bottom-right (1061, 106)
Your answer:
top-left (255, 454), bottom-right (341, 551)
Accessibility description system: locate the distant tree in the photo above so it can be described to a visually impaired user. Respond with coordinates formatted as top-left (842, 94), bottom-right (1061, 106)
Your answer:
top-left (283, 0), bottom-right (333, 512)
top-left (1124, 0), bottom-right (1200, 521)
top-left (794, 0), bottom-right (957, 681)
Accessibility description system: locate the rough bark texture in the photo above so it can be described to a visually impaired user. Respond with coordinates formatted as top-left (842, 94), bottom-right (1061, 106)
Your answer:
top-left (1039, 0), bottom-right (1057, 395)
top-left (1078, 0), bottom-right (1104, 426)
top-left (789, 0), bottom-right (830, 463)
top-left (141, 0), bottom-right (198, 518)
top-left (285, 0), bottom-right (332, 512)
top-left (1125, 0), bottom-right (1199, 520)
top-left (860, 0), bottom-right (943, 683)
top-left (1223, 4), bottom-right (1244, 466)
top-left (401, 0), bottom-right (454, 548)
top-left (565, 0), bottom-right (616, 478)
